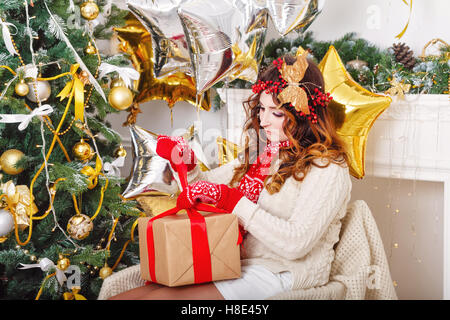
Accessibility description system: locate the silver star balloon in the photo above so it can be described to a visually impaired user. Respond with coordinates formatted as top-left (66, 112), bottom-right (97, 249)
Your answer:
top-left (122, 125), bottom-right (179, 198)
top-left (122, 123), bottom-right (211, 199)
top-left (126, 0), bottom-right (192, 79)
top-left (266, 0), bottom-right (326, 36)
top-left (178, 0), bottom-right (268, 94)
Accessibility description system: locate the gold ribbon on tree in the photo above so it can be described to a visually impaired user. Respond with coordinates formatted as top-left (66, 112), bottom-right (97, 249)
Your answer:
top-left (62, 287), bottom-right (87, 300)
top-left (80, 155), bottom-right (103, 190)
top-left (0, 181), bottom-right (38, 231)
top-left (57, 63), bottom-right (85, 122)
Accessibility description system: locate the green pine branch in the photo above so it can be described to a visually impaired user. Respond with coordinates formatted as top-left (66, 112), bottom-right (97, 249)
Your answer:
top-left (212, 31), bottom-right (449, 109)
top-left (0, 0), bottom-right (140, 300)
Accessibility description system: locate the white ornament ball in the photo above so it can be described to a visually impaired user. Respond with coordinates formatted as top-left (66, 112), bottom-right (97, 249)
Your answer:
top-left (26, 80), bottom-right (51, 103)
top-left (0, 209), bottom-right (14, 237)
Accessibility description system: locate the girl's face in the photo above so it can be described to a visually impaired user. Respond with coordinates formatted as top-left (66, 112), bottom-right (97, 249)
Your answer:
top-left (258, 91), bottom-right (289, 142)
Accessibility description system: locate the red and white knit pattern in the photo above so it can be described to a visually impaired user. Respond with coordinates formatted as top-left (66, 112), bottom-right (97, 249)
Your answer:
top-left (237, 140), bottom-right (291, 203)
top-left (186, 180), bottom-right (222, 205)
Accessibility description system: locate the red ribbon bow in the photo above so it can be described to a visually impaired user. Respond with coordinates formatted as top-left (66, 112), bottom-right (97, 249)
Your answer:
top-left (145, 164), bottom-right (242, 284)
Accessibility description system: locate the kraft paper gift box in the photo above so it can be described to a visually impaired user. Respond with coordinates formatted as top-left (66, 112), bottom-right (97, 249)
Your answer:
top-left (136, 195), bottom-right (182, 217)
top-left (138, 211), bottom-right (241, 287)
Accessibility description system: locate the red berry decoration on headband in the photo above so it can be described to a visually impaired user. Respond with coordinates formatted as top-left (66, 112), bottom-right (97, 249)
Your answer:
top-left (251, 55), bottom-right (333, 124)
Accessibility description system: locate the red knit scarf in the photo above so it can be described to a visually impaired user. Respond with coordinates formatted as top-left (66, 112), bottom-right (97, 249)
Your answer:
top-left (237, 140), bottom-right (291, 204)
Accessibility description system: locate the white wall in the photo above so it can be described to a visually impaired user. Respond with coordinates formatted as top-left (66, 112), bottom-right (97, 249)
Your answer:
top-left (106, 0), bottom-right (449, 299)
top-left (350, 176), bottom-right (444, 300)
top-left (285, 0), bottom-right (450, 55)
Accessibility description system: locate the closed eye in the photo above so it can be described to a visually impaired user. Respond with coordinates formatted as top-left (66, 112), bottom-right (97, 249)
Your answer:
top-left (273, 112), bottom-right (284, 117)
top-left (259, 106), bottom-right (284, 116)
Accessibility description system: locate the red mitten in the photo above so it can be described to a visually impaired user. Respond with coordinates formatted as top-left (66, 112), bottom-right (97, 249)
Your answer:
top-left (156, 135), bottom-right (197, 171)
top-left (177, 180), bottom-right (243, 213)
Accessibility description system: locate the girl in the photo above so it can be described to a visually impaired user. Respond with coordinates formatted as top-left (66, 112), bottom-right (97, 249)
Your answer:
top-left (109, 54), bottom-right (352, 300)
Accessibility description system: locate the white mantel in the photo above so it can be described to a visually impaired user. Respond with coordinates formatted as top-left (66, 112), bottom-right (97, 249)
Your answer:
top-left (218, 88), bottom-right (450, 299)
top-left (366, 94), bottom-right (450, 182)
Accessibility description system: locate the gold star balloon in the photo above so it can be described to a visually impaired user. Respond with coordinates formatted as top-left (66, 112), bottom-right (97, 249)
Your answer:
top-left (317, 45), bottom-right (392, 179)
top-left (114, 15), bottom-right (210, 122)
top-left (216, 136), bottom-right (242, 166)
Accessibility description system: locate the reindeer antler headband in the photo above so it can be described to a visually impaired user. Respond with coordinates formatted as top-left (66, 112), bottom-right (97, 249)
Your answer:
top-left (251, 53), bottom-right (332, 124)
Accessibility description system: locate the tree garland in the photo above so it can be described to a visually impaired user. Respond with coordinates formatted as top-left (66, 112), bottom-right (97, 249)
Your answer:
top-left (212, 32), bottom-right (449, 110)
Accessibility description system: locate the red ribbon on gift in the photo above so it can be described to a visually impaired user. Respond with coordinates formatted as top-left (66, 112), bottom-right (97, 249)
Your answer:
top-left (145, 164), bottom-right (242, 284)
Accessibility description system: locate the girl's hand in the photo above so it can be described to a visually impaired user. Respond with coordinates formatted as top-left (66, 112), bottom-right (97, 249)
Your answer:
top-left (156, 135), bottom-right (196, 172)
top-left (176, 180), bottom-right (244, 213)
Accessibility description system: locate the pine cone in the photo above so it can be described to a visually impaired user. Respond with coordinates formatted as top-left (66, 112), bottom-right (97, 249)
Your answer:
top-left (392, 43), bottom-right (416, 70)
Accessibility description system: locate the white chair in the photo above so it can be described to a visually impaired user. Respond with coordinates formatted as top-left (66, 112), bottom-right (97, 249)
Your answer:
top-left (98, 200), bottom-right (397, 300)
top-left (268, 200), bottom-right (398, 300)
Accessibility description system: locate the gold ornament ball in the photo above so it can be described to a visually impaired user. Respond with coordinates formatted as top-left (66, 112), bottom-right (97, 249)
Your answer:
top-left (15, 79), bottom-right (30, 97)
top-left (346, 59), bottom-right (369, 71)
top-left (72, 140), bottom-right (95, 161)
top-left (114, 145), bottom-right (127, 158)
top-left (108, 86), bottom-right (133, 111)
top-left (110, 78), bottom-right (126, 88)
top-left (0, 149), bottom-right (25, 175)
top-left (57, 255), bottom-right (71, 271)
top-left (67, 214), bottom-right (94, 240)
top-left (26, 80), bottom-right (51, 103)
top-left (84, 42), bottom-right (97, 55)
top-left (99, 265), bottom-right (113, 280)
top-left (80, 0), bottom-right (100, 20)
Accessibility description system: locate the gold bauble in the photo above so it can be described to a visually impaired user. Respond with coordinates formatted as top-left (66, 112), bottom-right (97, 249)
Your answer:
top-left (0, 149), bottom-right (25, 175)
top-left (80, 0), bottom-right (99, 20)
top-left (346, 59), bottom-right (369, 71)
top-left (99, 264), bottom-right (113, 280)
top-left (84, 42), bottom-right (97, 55)
top-left (57, 255), bottom-right (71, 271)
top-left (26, 80), bottom-right (51, 103)
top-left (72, 140), bottom-right (95, 161)
top-left (114, 145), bottom-right (127, 158)
top-left (108, 86), bottom-right (133, 110)
top-left (15, 79), bottom-right (30, 97)
top-left (67, 214), bottom-right (94, 240)
top-left (110, 78), bottom-right (126, 88)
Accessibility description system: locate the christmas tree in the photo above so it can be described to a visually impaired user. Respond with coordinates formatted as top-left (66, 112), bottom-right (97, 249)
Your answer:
top-left (0, 0), bottom-right (141, 299)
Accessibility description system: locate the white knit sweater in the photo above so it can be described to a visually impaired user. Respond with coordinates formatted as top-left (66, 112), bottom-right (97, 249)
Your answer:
top-left (186, 156), bottom-right (352, 290)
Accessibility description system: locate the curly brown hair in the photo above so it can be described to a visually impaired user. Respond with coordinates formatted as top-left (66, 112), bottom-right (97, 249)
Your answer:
top-left (229, 54), bottom-right (349, 194)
